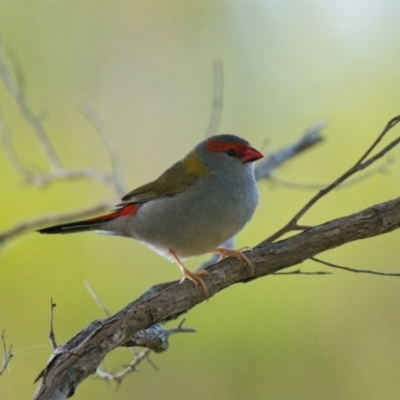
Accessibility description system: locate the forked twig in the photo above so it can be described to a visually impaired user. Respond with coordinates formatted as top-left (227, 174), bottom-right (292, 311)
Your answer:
top-left (96, 348), bottom-right (152, 385)
top-left (0, 50), bottom-right (126, 247)
top-left (0, 48), bottom-right (61, 169)
top-left (259, 115), bottom-right (400, 245)
top-left (85, 281), bottom-right (195, 385)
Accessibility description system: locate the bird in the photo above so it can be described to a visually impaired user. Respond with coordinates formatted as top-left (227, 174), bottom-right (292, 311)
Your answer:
top-left (38, 134), bottom-right (263, 296)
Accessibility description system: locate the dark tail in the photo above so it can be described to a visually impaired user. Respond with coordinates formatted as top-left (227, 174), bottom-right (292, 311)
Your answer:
top-left (37, 203), bottom-right (139, 235)
top-left (37, 219), bottom-right (105, 234)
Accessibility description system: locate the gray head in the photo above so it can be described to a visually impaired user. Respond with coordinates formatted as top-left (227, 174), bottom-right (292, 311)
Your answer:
top-left (193, 134), bottom-right (264, 175)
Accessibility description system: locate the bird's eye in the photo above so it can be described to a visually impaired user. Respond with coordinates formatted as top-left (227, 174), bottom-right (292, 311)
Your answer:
top-left (226, 149), bottom-right (236, 157)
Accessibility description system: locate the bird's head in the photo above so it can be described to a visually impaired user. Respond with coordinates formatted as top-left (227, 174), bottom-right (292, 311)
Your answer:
top-left (191, 134), bottom-right (264, 175)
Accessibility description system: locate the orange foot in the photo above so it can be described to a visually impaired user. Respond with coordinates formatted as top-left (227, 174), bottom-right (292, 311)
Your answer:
top-left (213, 247), bottom-right (254, 275)
top-left (169, 249), bottom-right (210, 296)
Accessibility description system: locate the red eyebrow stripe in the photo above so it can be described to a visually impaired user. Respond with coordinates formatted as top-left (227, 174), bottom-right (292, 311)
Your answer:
top-left (207, 141), bottom-right (248, 157)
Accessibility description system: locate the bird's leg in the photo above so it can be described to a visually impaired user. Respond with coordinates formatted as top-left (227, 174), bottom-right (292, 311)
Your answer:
top-left (169, 249), bottom-right (209, 296)
top-left (212, 246), bottom-right (254, 275)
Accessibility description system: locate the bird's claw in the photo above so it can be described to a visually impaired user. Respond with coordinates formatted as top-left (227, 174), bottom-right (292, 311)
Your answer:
top-left (214, 247), bottom-right (254, 275)
top-left (180, 269), bottom-right (210, 297)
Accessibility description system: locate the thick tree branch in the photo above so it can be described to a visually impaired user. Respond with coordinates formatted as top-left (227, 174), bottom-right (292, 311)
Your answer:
top-left (32, 195), bottom-right (400, 399)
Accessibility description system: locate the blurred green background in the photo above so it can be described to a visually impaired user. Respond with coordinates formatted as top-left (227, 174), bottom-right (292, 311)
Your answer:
top-left (1, 1), bottom-right (400, 399)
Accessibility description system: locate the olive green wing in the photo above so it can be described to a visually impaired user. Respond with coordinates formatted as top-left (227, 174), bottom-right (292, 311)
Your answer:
top-left (116, 153), bottom-right (211, 206)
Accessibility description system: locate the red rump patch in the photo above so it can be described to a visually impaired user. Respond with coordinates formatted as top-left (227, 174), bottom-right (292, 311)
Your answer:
top-left (87, 204), bottom-right (138, 222)
top-left (116, 204), bottom-right (139, 217)
top-left (206, 141), bottom-right (248, 158)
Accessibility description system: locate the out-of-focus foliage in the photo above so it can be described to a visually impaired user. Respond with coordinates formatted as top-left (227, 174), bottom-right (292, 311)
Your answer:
top-left (1, 1), bottom-right (400, 399)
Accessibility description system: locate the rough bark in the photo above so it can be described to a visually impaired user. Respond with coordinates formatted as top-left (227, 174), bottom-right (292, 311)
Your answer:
top-left (32, 196), bottom-right (400, 399)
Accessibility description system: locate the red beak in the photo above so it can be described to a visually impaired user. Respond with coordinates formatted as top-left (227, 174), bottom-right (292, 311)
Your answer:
top-left (242, 145), bottom-right (264, 163)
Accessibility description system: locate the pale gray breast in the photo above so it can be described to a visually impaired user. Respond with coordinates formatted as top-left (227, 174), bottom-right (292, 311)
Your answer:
top-left (128, 163), bottom-right (259, 258)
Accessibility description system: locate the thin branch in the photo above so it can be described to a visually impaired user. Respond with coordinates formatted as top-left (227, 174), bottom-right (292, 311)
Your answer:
top-left (205, 60), bottom-right (224, 138)
top-left (356, 115), bottom-right (400, 164)
top-left (0, 106), bottom-right (123, 190)
top-left (96, 318), bottom-right (195, 385)
top-left (0, 52), bottom-right (129, 249)
top-left (311, 257), bottom-right (400, 276)
top-left (0, 201), bottom-right (114, 245)
top-left (260, 115), bottom-right (400, 245)
top-left (268, 156), bottom-right (394, 191)
top-left (78, 102), bottom-right (125, 197)
top-left (96, 348), bottom-right (151, 385)
top-left (254, 121), bottom-right (325, 181)
top-left (0, 52), bottom-right (126, 192)
top-left (24, 167), bottom-right (119, 189)
top-left (0, 51), bottom-right (126, 247)
top-left (84, 281), bottom-right (112, 318)
top-left (0, 48), bottom-right (61, 169)
top-left (85, 280), bottom-right (144, 380)
top-left (0, 113), bottom-right (31, 176)
top-left (273, 270), bottom-right (332, 275)
top-left (0, 330), bottom-right (13, 377)
top-left (48, 299), bottom-right (58, 351)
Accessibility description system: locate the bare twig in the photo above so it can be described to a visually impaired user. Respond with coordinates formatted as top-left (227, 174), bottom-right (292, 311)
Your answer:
top-left (84, 281), bottom-right (112, 318)
top-left (311, 257), bottom-right (400, 276)
top-left (0, 108), bottom-right (122, 189)
top-left (0, 330), bottom-right (13, 377)
top-left (268, 156), bottom-right (394, 191)
top-left (23, 168), bottom-right (120, 188)
top-left (0, 48), bottom-right (61, 169)
top-left (0, 114), bottom-right (31, 176)
top-left (164, 318), bottom-right (195, 336)
top-left (78, 102), bottom-right (125, 197)
top-left (205, 60), bottom-right (224, 138)
top-left (48, 299), bottom-right (58, 351)
top-left (85, 281), bottom-right (145, 380)
top-left (259, 115), bottom-right (400, 245)
top-left (96, 319), bottom-right (195, 385)
top-left (254, 121), bottom-right (325, 180)
top-left (0, 201), bottom-right (113, 245)
top-left (0, 50), bottom-right (127, 247)
top-left (96, 348), bottom-right (151, 385)
top-left (273, 270), bottom-right (332, 275)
